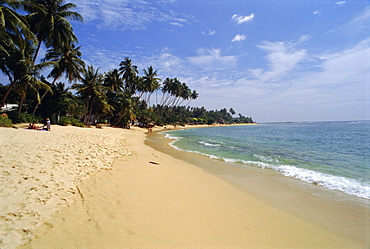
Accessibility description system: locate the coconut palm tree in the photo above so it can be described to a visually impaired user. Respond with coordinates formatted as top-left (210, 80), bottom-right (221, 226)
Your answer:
top-left (72, 65), bottom-right (111, 125)
top-left (0, 0), bottom-right (36, 57)
top-left (104, 68), bottom-right (123, 94)
top-left (141, 66), bottom-right (161, 106)
top-left (32, 43), bottom-right (85, 113)
top-left (119, 57), bottom-right (138, 95)
top-left (35, 81), bottom-right (73, 119)
top-left (25, 0), bottom-right (83, 62)
top-left (112, 91), bottom-right (136, 127)
top-left (188, 90), bottom-right (199, 105)
top-left (43, 43), bottom-right (85, 83)
top-left (0, 40), bottom-right (52, 113)
top-left (0, 0), bottom-right (39, 111)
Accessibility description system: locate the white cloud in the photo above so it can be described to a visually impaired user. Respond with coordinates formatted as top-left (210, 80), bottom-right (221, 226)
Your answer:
top-left (231, 13), bottom-right (255, 25)
top-left (310, 38), bottom-right (370, 87)
top-left (70, 0), bottom-right (190, 30)
top-left (129, 38), bottom-right (369, 122)
top-left (313, 10), bottom-right (320, 15)
top-left (232, 34), bottom-right (246, 43)
top-left (252, 40), bottom-right (307, 82)
top-left (188, 48), bottom-right (237, 69)
top-left (335, 1), bottom-right (346, 6)
top-left (202, 30), bottom-right (216, 36)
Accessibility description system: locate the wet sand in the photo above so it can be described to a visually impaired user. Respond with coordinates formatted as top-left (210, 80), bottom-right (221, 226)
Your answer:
top-left (147, 128), bottom-right (370, 247)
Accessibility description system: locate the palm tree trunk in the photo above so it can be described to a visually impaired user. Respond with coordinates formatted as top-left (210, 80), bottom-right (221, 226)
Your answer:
top-left (160, 92), bottom-right (166, 106)
top-left (18, 92), bottom-right (27, 114)
top-left (33, 38), bottom-right (43, 64)
top-left (87, 98), bottom-right (96, 124)
top-left (163, 94), bottom-right (173, 107)
top-left (0, 80), bottom-right (16, 109)
top-left (114, 113), bottom-right (124, 127)
top-left (32, 78), bottom-right (56, 114)
top-left (83, 102), bottom-right (89, 125)
top-left (146, 92), bottom-right (153, 107)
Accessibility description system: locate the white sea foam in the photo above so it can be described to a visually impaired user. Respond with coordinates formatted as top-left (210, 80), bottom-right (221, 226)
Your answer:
top-left (253, 154), bottom-right (279, 163)
top-left (274, 165), bottom-right (370, 199)
top-left (181, 150), bottom-right (369, 199)
top-left (164, 131), bottom-right (370, 199)
top-left (163, 133), bottom-right (180, 140)
top-left (198, 141), bottom-right (221, 147)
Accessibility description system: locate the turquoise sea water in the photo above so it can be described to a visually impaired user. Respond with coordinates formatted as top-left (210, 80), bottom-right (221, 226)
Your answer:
top-left (164, 121), bottom-right (370, 199)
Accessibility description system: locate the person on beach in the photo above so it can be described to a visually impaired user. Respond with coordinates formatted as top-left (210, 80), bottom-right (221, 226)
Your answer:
top-left (46, 118), bottom-right (51, 131)
top-left (28, 123), bottom-right (37, 129)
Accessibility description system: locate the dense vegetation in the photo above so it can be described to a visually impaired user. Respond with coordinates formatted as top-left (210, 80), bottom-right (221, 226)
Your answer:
top-left (0, 0), bottom-right (254, 127)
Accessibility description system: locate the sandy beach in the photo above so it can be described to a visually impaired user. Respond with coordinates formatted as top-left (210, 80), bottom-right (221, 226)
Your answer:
top-left (0, 125), bottom-right (367, 248)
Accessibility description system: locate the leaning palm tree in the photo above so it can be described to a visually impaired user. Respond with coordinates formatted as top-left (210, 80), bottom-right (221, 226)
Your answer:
top-left (25, 0), bottom-right (83, 62)
top-left (119, 57), bottom-right (138, 95)
top-left (185, 90), bottom-right (199, 106)
top-left (32, 43), bottom-right (85, 113)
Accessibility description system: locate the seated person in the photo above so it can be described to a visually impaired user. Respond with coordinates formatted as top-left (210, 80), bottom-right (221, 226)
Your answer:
top-left (28, 123), bottom-right (38, 129)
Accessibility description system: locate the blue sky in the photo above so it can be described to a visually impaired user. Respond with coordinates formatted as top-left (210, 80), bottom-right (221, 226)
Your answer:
top-left (39, 1), bottom-right (370, 122)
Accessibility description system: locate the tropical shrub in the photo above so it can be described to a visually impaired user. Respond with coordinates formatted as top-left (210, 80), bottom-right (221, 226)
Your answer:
top-left (0, 116), bottom-right (13, 127)
top-left (59, 116), bottom-right (84, 127)
top-left (8, 113), bottom-right (42, 124)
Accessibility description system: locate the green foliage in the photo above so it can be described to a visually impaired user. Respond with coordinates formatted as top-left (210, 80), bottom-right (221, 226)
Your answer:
top-left (135, 105), bottom-right (254, 127)
top-left (59, 116), bottom-right (83, 127)
top-left (8, 113), bottom-right (42, 124)
top-left (0, 116), bottom-right (13, 127)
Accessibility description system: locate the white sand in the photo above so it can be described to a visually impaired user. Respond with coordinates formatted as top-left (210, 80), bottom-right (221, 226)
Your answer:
top-left (0, 124), bottom-right (366, 248)
top-left (0, 125), bottom-right (131, 248)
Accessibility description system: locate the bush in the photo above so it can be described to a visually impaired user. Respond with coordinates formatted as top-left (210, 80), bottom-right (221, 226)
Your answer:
top-left (59, 116), bottom-right (84, 127)
top-left (8, 112), bottom-right (42, 124)
top-left (207, 118), bottom-right (215, 125)
top-left (75, 122), bottom-right (84, 127)
top-left (0, 116), bottom-right (13, 127)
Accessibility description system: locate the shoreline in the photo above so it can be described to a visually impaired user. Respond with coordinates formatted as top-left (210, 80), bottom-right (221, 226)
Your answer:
top-left (146, 125), bottom-right (370, 246)
top-left (0, 125), bottom-right (367, 248)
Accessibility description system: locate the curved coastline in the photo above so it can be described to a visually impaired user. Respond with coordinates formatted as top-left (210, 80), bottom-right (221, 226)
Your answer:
top-left (146, 125), bottom-right (370, 247)
top-left (3, 124), bottom-right (367, 248)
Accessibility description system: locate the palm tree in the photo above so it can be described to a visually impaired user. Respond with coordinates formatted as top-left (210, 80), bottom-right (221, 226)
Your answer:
top-left (119, 57), bottom-right (138, 95)
top-left (112, 91), bottom-right (136, 127)
top-left (160, 77), bottom-right (182, 107)
top-left (43, 44), bottom-right (85, 83)
top-left (141, 66), bottom-right (161, 106)
top-left (104, 68), bottom-right (123, 94)
top-left (0, 41), bottom-right (51, 113)
top-left (36, 81), bottom-right (73, 119)
top-left (32, 43), bottom-right (85, 113)
top-left (25, 0), bottom-right (83, 62)
top-left (173, 82), bottom-right (190, 107)
top-left (72, 65), bottom-right (111, 125)
top-left (0, 0), bottom-right (36, 57)
top-left (0, 1), bottom-right (39, 111)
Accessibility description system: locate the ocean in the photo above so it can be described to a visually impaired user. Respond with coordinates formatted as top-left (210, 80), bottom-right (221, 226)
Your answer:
top-left (164, 121), bottom-right (370, 200)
